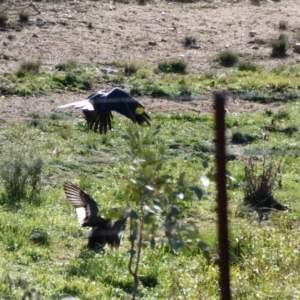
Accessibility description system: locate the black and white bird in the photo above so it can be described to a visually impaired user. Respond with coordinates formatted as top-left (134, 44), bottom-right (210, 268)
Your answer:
top-left (63, 182), bottom-right (127, 250)
top-left (59, 87), bottom-right (150, 134)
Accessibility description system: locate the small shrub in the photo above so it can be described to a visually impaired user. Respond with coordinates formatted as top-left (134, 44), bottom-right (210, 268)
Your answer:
top-left (243, 156), bottom-right (288, 217)
top-left (270, 33), bottom-right (288, 57)
top-left (19, 10), bottom-right (29, 23)
top-left (250, 0), bottom-right (260, 5)
top-left (55, 60), bottom-right (78, 72)
top-left (157, 59), bottom-right (187, 74)
top-left (184, 35), bottom-right (196, 48)
top-left (123, 61), bottom-right (139, 76)
top-left (15, 60), bottom-right (41, 77)
top-left (0, 10), bottom-right (8, 26)
top-left (217, 50), bottom-right (239, 67)
top-left (0, 150), bottom-right (43, 207)
top-left (237, 60), bottom-right (258, 72)
top-left (278, 20), bottom-right (287, 30)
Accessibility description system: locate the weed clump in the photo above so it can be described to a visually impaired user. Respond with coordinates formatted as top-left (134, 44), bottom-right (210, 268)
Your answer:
top-left (271, 33), bottom-right (288, 57)
top-left (15, 60), bottom-right (41, 77)
top-left (55, 60), bottom-right (78, 72)
top-left (237, 60), bottom-right (259, 72)
top-left (217, 50), bottom-right (239, 67)
top-left (0, 10), bottom-right (8, 26)
top-left (157, 59), bottom-right (187, 74)
top-left (123, 61), bottom-right (140, 76)
top-left (243, 156), bottom-right (288, 217)
top-left (183, 35), bottom-right (197, 48)
top-left (19, 11), bottom-right (29, 23)
top-left (0, 150), bottom-right (43, 207)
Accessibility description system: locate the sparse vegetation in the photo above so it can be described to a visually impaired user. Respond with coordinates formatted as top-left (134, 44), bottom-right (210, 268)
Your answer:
top-left (271, 33), bottom-right (289, 57)
top-left (157, 59), bottom-right (187, 74)
top-left (217, 50), bottom-right (239, 67)
top-left (0, 60), bottom-right (300, 99)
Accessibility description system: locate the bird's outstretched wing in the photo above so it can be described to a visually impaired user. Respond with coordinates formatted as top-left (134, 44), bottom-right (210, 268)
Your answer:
top-left (102, 88), bottom-right (150, 125)
top-left (63, 182), bottom-right (102, 226)
top-left (85, 87), bottom-right (150, 134)
top-left (58, 88), bottom-right (150, 134)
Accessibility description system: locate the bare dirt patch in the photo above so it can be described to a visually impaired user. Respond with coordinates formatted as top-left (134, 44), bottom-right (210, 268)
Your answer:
top-left (0, 0), bottom-right (298, 121)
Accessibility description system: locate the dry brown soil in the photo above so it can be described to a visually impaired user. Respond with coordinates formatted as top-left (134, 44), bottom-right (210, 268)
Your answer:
top-left (1, 0), bottom-right (299, 122)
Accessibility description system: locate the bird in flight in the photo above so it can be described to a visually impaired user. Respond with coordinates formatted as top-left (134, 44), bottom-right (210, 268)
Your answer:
top-left (59, 87), bottom-right (150, 134)
top-left (63, 182), bottom-right (127, 250)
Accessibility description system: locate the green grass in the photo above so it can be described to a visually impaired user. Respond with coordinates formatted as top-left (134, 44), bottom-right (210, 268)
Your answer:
top-left (2, 61), bottom-right (300, 101)
top-left (157, 59), bottom-right (187, 74)
top-left (1, 97), bottom-right (300, 298)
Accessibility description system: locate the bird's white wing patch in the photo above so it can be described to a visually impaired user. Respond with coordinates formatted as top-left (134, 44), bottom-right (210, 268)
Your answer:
top-left (75, 207), bottom-right (87, 226)
top-left (58, 100), bottom-right (94, 111)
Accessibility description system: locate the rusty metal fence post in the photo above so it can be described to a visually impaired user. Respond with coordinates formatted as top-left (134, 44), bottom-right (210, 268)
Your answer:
top-left (214, 91), bottom-right (231, 300)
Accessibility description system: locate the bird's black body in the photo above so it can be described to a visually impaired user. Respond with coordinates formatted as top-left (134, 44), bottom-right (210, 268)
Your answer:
top-left (59, 87), bottom-right (150, 134)
top-left (63, 182), bottom-right (127, 250)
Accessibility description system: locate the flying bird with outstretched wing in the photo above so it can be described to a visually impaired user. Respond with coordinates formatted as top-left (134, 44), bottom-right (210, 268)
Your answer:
top-left (59, 87), bottom-right (150, 134)
top-left (63, 182), bottom-right (127, 250)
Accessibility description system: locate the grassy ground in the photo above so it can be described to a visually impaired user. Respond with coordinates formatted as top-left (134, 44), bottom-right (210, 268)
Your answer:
top-left (2, 59), bottom-right (300, 102)
top-left (1, 60), bottom-right (300, 299)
